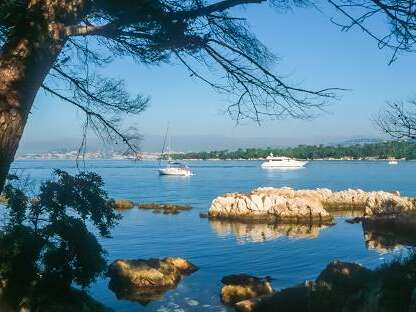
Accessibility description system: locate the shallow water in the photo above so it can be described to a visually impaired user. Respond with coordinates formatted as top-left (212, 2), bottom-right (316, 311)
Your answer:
top-left (9, 160), bottom-right (416, 311)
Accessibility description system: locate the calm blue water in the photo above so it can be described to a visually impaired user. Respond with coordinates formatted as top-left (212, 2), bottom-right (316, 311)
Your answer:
top-left (9, 160), bottom-right (416, 311)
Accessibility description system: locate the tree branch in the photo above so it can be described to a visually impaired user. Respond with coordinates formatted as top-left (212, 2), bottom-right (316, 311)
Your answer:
top-left (41, 84), bottom-right (140, 157)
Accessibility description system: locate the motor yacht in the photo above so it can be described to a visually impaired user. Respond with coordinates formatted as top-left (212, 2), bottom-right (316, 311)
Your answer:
top-left (261, 153), bottom-right (308, 168)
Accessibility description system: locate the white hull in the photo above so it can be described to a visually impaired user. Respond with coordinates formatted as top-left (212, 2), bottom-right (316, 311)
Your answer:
top-left (261, 160), bottom-right (308, 168)
top-left (388, 160), bottom-right (398, 165)
top-left (159, 167), bottom-right (193, 176)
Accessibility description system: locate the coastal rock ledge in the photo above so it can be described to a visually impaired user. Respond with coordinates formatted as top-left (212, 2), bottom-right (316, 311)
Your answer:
top-left (208, 187), bottom-right (416, 224)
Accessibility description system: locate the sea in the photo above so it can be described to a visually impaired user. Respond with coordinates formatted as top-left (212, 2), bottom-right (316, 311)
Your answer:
top-left (9, 159), bottom-right (416, 311)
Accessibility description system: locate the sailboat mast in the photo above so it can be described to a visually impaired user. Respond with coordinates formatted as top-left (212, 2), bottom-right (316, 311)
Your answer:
top-left (167, 134), bottom-right (172, 161)
top-left (160, 123), bottom-right (170, 167)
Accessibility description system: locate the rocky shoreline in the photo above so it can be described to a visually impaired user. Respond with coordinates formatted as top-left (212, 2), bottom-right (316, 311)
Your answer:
top-left (207, 187), bottom-right (416, 227)
top-left (230, 257), bottom-right (416, 312)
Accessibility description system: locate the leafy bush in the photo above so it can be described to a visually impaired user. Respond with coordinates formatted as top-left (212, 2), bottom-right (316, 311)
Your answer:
top-left (0, 170), bottom-right (120, 310)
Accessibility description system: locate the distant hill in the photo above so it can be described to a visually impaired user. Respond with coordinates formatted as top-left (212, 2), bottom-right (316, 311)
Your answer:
top-left (333, 137), bottom-right (384, 147)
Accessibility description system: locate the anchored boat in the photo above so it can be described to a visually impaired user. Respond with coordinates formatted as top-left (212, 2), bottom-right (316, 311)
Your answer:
top-left (159, 161), bottom-right (193, 176)
top-left (158, 125), bottom-right (193, 176)
top-left (261, 153), bottom-right (308, 169)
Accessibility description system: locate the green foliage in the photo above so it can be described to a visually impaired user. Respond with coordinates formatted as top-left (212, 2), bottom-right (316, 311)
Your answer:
top-left (0, 170), bottom-right (120, 310)
top-left (172, 141), bottom-right (416, 160)
top-left (378, 252), bottom-right (416, 312)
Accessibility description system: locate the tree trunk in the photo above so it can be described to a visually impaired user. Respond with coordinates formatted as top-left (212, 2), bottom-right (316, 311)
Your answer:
top-left (0, 36), bottom-right (64, 191)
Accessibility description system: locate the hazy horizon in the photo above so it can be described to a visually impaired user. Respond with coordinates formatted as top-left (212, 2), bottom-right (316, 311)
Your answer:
top-left (17, 133), bottom-right (383, 154)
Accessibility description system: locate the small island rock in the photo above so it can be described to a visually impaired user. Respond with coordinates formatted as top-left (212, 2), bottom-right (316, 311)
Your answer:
top-left (113, 199), bottom-right (134, 210)
top-left (220, 274), bottom-right (274, 306)
top-left (208, 187), bottom-right (416, 224)
top-left (108, 257), bottom-right (198, 304)
top-left (209, 188), bottom-right (333, 224)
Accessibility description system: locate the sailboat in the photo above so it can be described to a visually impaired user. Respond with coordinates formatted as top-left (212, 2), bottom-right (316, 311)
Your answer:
top-left (158, 126), bottom-right (193, 176)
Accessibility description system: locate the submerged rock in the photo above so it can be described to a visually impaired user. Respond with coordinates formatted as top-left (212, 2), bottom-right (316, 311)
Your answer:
top-left (138, 203), bottom-right (192, 214)
top-left (113, 199), bottom-right (135, 210)
top-left (220, 274), bottom-right (274, 306)
top-left (108, 257), bottom-right (198, 305)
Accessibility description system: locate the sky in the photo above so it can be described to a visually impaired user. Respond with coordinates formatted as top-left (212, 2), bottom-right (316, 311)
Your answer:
top-left (18, 2), bottom-right (416, 153)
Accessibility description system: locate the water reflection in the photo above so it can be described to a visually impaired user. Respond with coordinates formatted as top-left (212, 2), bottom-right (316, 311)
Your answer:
top-left (362, 224), bottom-right (416, 253)
top-left (108, 282), bottom-right (170, 306)
top-left (330, 210), bottom-right (364, 218)
top-left (261, 167), bottom-right (305, 171)
top-left (209, 219), bottom-right (330, 243)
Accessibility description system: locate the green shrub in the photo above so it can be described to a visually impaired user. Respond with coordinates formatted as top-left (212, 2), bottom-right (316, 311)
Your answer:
top-left (0, 170), bottom-right (120, 311)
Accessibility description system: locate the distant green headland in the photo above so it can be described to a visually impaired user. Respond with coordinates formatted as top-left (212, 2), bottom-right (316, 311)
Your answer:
top-left (172, 141), bottom-right (416, 160)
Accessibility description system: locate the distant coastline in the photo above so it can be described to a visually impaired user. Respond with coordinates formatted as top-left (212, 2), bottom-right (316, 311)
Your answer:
top-left (171, 141), bottom-right (416, 161)
top-left (15, 141), bottom-right (415, 161)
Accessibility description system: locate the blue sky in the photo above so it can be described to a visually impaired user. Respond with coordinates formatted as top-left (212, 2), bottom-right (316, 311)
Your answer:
top-left (19, 3), bottom-right (416, 152)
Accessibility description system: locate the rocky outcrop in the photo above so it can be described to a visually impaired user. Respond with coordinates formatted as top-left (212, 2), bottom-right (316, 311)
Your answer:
top-left (235, 281), bottom-right (313, 312)
top-left (108, 257), bottom-right (198, 304)
top-left (208, 187), bottom-right (416, 224)
top-left (220, 274), bottom-right (274, 306)
top-left (138, 203), bottom-right (192, 214)
top-left (209, 188), bottom-right (333, 224)
top-left (315, 260), bottom-right (374, 290)
top-left (113, 199), bottom-right (134, 210)
top-left (209, 219), bottom-right (329, 242)
top-left (233, 261), bottom-right (372, 312)
top-left (232, 257), bottom-right (416, 312)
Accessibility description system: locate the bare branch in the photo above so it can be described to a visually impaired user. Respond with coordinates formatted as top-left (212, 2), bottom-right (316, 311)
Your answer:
top-left (376, 99), bottom-right (416, 140)
top-left (41, 84), bottom-right (141, 157)
top-left (328, 0), bottom-right (416, 62)
top-left (172, 0), bottom-right (267, 19)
